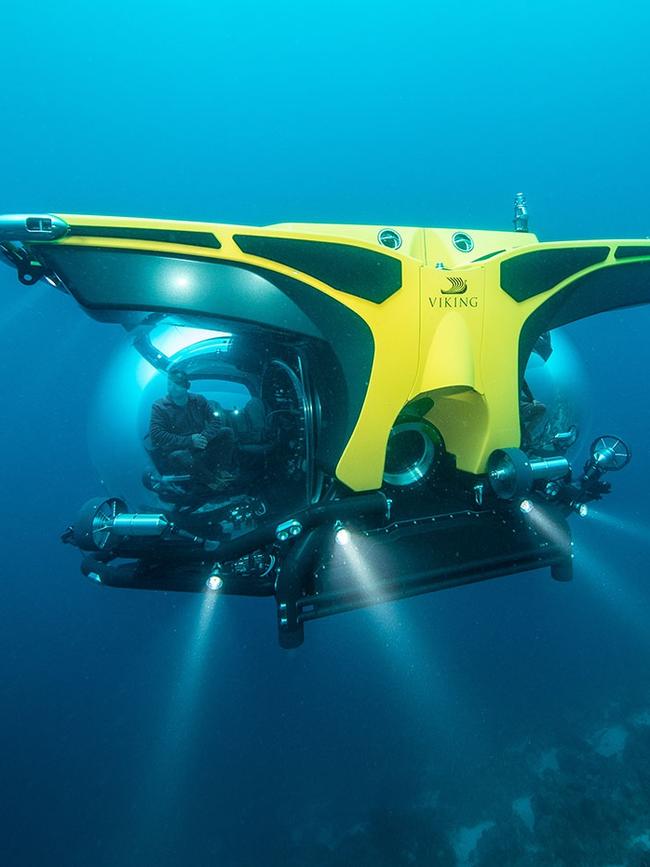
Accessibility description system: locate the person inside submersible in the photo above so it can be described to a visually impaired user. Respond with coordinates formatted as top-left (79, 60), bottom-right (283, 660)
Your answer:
top-left (149, 367), bottom-right (238, 492)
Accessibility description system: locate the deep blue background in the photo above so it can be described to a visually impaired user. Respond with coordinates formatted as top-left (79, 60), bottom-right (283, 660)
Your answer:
top-left (1, 2), bottom-right (650, 865)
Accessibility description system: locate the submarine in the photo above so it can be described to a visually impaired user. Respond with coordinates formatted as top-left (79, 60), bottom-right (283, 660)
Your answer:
top-left (0, 196), bottom-right (640, 647)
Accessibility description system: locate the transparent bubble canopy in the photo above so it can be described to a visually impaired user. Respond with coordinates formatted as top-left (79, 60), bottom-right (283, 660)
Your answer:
top-left (87, 322), bottom-right (316, 514)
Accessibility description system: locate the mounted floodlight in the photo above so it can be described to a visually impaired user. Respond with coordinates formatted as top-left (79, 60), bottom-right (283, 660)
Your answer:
top-left (544, 481), bottom-right (561, 498)
top-left (334, 521), bottom-right (351, 546)
top-left (577, 503), bottom-right (589, 518)
top-left (519, 499), bottom-right (534, 514)
top-left (206, 574), bottom-right (224, 591)
top-left (584, 435), bottom-right (631, 481)
top-left (275, 519), bottom-right (303, 543)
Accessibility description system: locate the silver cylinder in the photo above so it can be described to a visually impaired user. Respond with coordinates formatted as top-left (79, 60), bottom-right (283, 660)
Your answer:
top-left (110, 514), bottom-right (170, 536)
top-left (529, 456), bottom-right (570, 481)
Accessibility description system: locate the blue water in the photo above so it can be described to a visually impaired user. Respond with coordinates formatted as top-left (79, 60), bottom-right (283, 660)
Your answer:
top-left (2, 3), bottom-right (650, 865)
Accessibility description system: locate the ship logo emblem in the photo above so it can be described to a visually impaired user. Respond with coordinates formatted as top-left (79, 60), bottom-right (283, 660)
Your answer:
top-left (442, 276), bottom-right (468, 294)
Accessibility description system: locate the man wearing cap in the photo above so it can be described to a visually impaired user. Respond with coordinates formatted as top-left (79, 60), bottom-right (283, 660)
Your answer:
top-left (149, 368), bottom-right (237, 490)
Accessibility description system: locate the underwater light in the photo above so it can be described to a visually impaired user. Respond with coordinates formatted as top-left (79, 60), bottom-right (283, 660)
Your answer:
top-left (275, 519), bottom-right (303, 542)
top-left (577, 503), bottom-right (589, 518)
top-left (520, 499), bottom-right (534, 514)
top-left (334, 522), bottom-right (352, 546)
top-left (544, 481), bottom-right (561, 498)
top-left (206, 574), bottom-right (224, 591)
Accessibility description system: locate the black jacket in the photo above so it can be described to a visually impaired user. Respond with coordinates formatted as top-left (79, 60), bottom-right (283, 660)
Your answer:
top-left (149, 394), bottom-right (221, 453)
